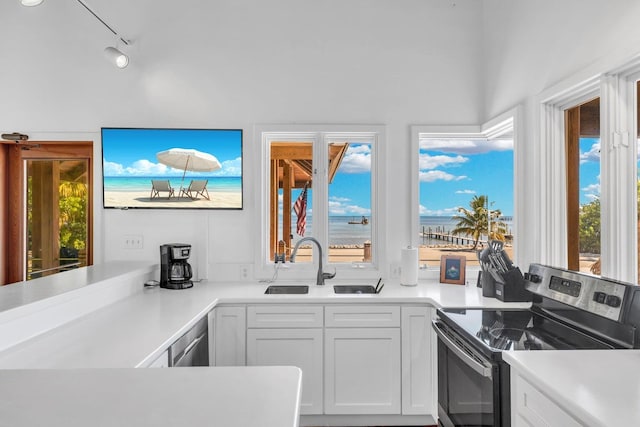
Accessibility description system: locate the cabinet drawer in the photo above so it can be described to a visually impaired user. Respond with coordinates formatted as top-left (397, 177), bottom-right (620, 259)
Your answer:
top-left (247, 305), bottom-right (323, 328)
top-left (513, 374), bottom-right (582, 427)
top-left (325, 305), bottom-right (400, 328)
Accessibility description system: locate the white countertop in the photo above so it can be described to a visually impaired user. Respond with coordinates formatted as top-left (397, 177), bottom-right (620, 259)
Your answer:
top-left (2, 265), bottom-right (637, 427)
top-left (0, 366), bottom-right (302, 427)
top-left (0, 272), bottom-right (516, 427)
top-left (503, 350), bottom-right (640, 426)
top-left (0, 279), bottom-right (529, 368)
top-left (0, 261), bottom-right (152, 314)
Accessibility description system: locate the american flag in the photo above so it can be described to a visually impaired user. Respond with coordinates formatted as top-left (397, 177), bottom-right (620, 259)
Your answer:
top-left (293, 184), bottom-right (308, 236)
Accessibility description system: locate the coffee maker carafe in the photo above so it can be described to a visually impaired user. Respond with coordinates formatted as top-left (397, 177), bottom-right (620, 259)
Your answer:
top-left (160, 243), bottom-right (193, 289)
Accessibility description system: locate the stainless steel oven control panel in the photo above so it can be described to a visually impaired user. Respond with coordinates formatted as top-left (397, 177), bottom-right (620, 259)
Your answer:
top-left (525, 263), bottom-right (627, 321)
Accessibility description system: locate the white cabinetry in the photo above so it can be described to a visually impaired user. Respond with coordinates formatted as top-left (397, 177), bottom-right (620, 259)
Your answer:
top-left (211, 306), bottom-right (246, 366)
top-left (324, 305), bottom-right (401, 414)
top-left (147, 349), bottom-right (169, 368)
top-left (401, 306), bottom-right (434, 415)
top-left (246, 305), bottom-right (323, 415)
top-left (511, 372), bottom-right (582, 427)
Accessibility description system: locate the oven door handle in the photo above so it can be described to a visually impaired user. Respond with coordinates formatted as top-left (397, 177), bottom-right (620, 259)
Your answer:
top-left (433, 320), bottom-right (493, 379)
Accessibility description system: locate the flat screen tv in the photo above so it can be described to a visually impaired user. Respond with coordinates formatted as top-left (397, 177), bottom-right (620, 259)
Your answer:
top-left (102, 128), bottom-right (243, 210)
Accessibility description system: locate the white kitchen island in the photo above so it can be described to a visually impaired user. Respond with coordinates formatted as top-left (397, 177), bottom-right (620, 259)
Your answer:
top-left (0, 366), bottom-right (302, 427)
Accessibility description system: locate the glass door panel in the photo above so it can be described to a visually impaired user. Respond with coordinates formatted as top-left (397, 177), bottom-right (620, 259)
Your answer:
top-left (26, 159), bottom-right (89, 279)
top-left (327, 142), bottom-right (372, 263)
top-left (565, 98), bottom-right (600, 274)
top-left (269, 141), bottom-right (314, 262)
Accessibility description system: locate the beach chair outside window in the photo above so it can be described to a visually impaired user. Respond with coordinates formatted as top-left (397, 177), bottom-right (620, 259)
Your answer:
top-left (150, 180), bottom-right (175, 199)
top-left (180, 179), bottom-right (210, 200)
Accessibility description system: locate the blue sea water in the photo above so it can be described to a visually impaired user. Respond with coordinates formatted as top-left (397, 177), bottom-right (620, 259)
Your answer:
top-left (289, 216), bottom-right (514, 246)
top-left (104, 176), bottom-right (241, 193)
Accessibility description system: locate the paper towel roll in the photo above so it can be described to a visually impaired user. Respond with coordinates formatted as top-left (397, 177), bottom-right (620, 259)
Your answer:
top-left (400, 247), bottom-right (418, 286)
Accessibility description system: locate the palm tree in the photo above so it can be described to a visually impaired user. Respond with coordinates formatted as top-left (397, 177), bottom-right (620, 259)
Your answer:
top-left (451, 195), bottom-right (506, 250)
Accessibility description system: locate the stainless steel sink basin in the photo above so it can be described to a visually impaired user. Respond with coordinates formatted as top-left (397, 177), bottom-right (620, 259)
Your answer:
top-left (333, 285), bottom-right (378, 294)
top-left (264, 285), bottom-right (309, 294)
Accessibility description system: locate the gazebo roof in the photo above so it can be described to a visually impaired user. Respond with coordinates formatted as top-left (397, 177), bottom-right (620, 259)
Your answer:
top-left (270, 142), bottom-right (349, 189)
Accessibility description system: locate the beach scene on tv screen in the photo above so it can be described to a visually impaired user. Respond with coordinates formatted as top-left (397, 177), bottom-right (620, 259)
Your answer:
top-left (102, 128), bottom-right (242, 209)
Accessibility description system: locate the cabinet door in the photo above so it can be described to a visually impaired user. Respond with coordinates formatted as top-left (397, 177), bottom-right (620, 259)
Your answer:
top-left (212, 306), bottom-right (246, 366)
top-left (324, 327), bottom-right (401, 414)
top-left (247, 328), bottom-right (323, 415)
top-left (512, 373), bottom-right (582, 427)
top-left (401, 306), bottom-right (433, 415)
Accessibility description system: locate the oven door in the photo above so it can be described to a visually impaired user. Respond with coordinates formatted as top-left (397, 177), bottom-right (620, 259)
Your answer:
top-left (433, 319), bottom-right (502, 427)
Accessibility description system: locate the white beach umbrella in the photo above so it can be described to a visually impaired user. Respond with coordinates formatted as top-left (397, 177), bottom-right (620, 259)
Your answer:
top-left (156, 148), bottom-right (222, 189)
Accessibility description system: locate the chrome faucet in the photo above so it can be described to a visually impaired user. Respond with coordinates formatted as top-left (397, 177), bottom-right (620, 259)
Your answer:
top-left (290, 237), bottom-right (336, 286)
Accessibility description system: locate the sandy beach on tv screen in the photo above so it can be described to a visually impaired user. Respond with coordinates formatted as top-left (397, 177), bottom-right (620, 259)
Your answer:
top-left (104, 190), bottom-right (242, 209)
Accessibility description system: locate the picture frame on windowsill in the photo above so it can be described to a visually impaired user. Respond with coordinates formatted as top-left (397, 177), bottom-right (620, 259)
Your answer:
top-left (440, 255), bottom-right (466, 285)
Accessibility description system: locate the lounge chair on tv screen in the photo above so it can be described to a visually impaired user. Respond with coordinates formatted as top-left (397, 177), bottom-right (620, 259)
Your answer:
top-left (150, 180), bottom-right (175, 199)
top-left (181, 179), bottom-right (210, 200)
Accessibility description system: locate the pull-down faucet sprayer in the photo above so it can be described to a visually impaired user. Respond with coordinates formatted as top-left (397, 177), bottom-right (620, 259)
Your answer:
top-left (290, 237), bottom-right (336, 286)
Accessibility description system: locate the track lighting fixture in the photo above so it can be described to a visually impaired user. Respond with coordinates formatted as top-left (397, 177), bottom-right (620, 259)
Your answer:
top-left (21, 0), bottom-right (131, 69)
top-left (20, 0), bottom-right (44, 6)
top-left (104, 46), bottom-right (129, 69)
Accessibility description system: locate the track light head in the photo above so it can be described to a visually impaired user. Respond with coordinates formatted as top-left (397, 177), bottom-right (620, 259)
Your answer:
top-left (104, 46), bottom-right (129, 69)
top-left (21, 0), bottom-right (44, 6)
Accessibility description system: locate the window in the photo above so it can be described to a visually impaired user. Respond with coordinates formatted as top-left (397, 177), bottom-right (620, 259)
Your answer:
top-left (259, 127), bottom-right (382, 276)
top-left (565, 98), bottom-right (601, 275)
top-left (414, 120), bottom-right (515, 273)
top-left (326, 137), bottom-right (373, 263)
top-left (540, 69), bottom-right (639, 282)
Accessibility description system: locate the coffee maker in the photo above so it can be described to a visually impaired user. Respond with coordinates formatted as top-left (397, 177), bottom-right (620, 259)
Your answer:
top-left (160, 243), bottom-right (193, 289)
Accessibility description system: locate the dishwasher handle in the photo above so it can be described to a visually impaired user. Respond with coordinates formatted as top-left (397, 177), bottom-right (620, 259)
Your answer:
top-left (173, 332), bottom-right (206, 367)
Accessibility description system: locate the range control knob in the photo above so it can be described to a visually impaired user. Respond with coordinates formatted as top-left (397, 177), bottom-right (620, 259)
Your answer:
top-left (525, 273), bottom-right (542, 283)
top-left (605, 295), bottom-right (621, 307)
top-left (593, 291), bottom-right (607, 304)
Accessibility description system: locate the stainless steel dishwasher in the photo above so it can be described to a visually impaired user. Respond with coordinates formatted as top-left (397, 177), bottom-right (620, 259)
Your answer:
top-left (169, 316), bottom-right (209, 367)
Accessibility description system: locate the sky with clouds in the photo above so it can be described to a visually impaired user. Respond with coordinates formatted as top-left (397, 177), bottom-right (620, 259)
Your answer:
top-left (102, 128), bottom-right (242, 178)
top-left (579, 137), bottom-right (640, 204)
top-left (419, 138), bottom-right (514, 217)
top-left (579, 138), bottom-right (600, 203)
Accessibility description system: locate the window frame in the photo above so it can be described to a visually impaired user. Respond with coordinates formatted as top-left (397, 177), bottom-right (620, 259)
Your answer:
top-left (538, 77), bottom-right (601, 270)
top-left (537, 57), bottom-right (640, 282)
top-left (411, 111), bottom-right (518, 279)
top-left (255, 124), bottom-right (386, 281)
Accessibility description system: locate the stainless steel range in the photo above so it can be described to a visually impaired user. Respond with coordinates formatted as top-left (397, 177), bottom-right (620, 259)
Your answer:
top-left (433, 263), bottom-right (640, 427)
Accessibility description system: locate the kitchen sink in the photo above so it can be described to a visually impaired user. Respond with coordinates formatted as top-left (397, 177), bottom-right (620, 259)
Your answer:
top-left (333, 285), bottom-right (378, 294)
top-left (264, 285), bottom-right (309, 294)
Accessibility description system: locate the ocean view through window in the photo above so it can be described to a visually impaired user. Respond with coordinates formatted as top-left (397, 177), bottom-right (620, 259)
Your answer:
top-left (264, 130), bottom-right (379, 267)
top-left (418, 136), bottom-right (514, 268)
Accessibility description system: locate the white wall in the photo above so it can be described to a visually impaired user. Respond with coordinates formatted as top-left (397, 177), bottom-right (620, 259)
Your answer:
top-left (482, 0), bottom-right (640, 268)
top-left (483, 0), bottom-right (640, 119)
top-left (1, 0), bottom-right (483, 280)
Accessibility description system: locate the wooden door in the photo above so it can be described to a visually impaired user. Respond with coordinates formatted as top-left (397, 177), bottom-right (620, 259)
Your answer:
top-left (1, 141), bottom-right (93, 285)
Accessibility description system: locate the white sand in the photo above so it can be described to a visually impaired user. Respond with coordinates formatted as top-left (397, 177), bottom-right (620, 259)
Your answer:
top-left (104, 190), bottom-right (242, 209)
